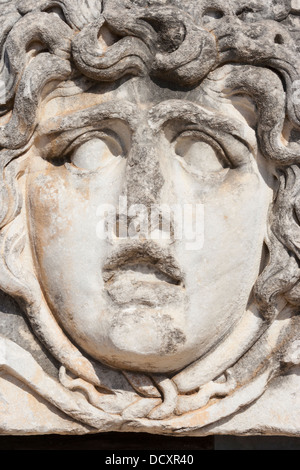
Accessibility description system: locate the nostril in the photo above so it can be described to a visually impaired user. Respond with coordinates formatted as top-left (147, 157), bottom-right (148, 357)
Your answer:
top-left (274, 34), bottom-right (285, 45)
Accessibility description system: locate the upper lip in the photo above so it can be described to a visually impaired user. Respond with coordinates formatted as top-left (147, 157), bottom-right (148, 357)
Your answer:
top-left (102, 241), bottom-right (184, 285)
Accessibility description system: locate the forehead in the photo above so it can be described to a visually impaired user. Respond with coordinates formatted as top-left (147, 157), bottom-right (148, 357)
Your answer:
top-left (41, 76), bottom-right (198, 117)
top-left (40, 74), bottom-right (257, 132)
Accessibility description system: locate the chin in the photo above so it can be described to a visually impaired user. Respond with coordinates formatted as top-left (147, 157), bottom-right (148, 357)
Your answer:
top-left (71, 303), bottom-right (195, 373)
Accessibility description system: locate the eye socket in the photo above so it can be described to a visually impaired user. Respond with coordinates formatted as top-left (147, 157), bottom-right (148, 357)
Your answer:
top-left (175, 132), bottom-right (229, 175)
top-left (202, 8), bottom-right (224, 25)
top-left (70, 137), bottom-right (122, 171)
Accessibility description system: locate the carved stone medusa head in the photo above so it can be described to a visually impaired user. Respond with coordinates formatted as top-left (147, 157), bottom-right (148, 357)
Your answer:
top-left (0, 0), bottom-right (299, 436)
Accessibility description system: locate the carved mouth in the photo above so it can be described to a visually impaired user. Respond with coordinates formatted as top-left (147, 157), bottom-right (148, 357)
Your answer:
top-left (102, 241), bottom-right (184, 285)
top-left (102, 242), bottom-right (185, 306)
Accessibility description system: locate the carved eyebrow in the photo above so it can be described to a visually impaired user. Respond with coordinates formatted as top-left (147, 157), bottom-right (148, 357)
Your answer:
top-left (36, 100), bottom-right (137, 159)
top-left (38, 100), bottom-right (139, 136)
top-left (148, 99), bottom-right (257, 154)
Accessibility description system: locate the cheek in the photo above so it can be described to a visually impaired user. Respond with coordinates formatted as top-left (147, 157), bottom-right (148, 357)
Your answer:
top-left (27, 170), bottom-right (90, 250)
top-left (26, 166), bottom-right (121, 296)
top-left (26, 162), bottom-right (124, 246)
top-left (26, 164), bottom-right (125, 331)
top-left (206, 170), bottom-right (268, 240)
top-left (175, 169), bottom-right (272, 347)
top-left (177, 168), bottom-right (272, 294)
top-left (204, 168), bottom-right (268, 233)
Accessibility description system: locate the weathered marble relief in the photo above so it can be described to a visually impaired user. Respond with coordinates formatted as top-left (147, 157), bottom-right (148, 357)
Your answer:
top-left (0, 0), bottom-right (299, 436)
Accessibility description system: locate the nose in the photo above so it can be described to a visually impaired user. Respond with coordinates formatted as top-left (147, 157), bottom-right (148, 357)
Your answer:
top-left (125, 126), bottom-right (165, 208)
top-left (117, 125), bottom-right (176, 241)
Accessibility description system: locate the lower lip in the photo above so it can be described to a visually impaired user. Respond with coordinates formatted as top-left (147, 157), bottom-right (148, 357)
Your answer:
top-left (104, 268), bottom-right (183, 307)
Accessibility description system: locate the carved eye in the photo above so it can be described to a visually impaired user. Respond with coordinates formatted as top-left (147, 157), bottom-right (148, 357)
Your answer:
top-left (70, 137), bottom-right (122, 171)
top-left (175, 133), bottom-right (229, 175)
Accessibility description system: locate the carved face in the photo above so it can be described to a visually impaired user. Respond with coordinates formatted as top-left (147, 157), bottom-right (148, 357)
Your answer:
top-left (25, 78), bottom-right (273, 373)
